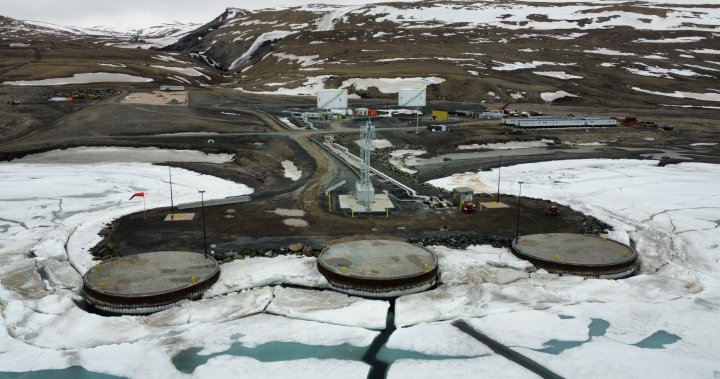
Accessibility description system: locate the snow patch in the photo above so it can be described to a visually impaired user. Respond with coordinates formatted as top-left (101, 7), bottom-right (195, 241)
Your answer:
top-left (229, 31), bottom-right (297, 70)
top-left (3, 73), bottom-right (152, 86)
top-left (631, 87), bottom-right (720, 102)
top-left (533, 71), bottom-right (583, 80)
top-left (541, 90), bottom-right (578, 102)
top-left (281, 160), bottom-right (302, 181)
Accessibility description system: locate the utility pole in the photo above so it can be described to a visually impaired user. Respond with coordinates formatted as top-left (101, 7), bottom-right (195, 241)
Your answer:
top-left (199, 190), bottom-right (208, 258)
top-left (415, 106), bottom-right (419, 134)
top-left (496, 155), bottom-right (502, 203)
top-left (515, 181), bottom-right (524, 241)
top-left (169, 167), bottom-right (175, 220)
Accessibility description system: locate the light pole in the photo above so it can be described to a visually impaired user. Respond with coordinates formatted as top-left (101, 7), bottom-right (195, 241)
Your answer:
top-left (169, 167), bottom-right (175, 220)
top-left (496, 155), bottom-right (502, 203)
top-left (199, 190), bottom-right (208, 258)
top-left (515, 181), bottom-right (524, 241)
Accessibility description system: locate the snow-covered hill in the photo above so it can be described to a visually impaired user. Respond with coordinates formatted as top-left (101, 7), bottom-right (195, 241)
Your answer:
top-left (0, 15), bottom-right (199, 49)
top-left (161, 1), bottom-right (720, 106)
top-left (1, 1), bottom-right (719, 106)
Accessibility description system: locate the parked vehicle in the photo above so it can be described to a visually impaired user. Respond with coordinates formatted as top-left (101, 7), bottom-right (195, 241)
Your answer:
top-left (427, 124), bottom-right (449, 132)
top-left (462, 203), bottom-right (477, 213)
top-left (545, 204), bottom-right (560, 216)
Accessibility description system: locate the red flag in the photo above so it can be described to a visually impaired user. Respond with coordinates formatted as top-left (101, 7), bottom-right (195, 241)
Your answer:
top-left (129, 192), bottom-right (145, 200)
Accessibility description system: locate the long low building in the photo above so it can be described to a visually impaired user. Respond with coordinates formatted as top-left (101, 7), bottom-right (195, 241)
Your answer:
top-left (503, 116), bottom-right (617, 128)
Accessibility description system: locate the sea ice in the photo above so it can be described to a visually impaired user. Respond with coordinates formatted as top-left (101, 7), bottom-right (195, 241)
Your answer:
top-left (387, 356), bottom-right (541, 379)
top-left (204, 256), bottom-right (329, 297)
top-left (266, 286), bottom-right (388, 329)
top-left (417, 159), bottom-right (720, 375)
top-left (386, 321), bottom-right (492, 356)
top-left (194, 356), bottom-right (370, 379)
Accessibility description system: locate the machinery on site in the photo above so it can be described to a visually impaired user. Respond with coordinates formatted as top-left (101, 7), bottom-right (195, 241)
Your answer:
top-left (545, 204), bottom-right (560, 216)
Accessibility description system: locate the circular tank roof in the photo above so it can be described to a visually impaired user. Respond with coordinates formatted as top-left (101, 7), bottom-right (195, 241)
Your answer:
top-left (514, 233), bottom-right (637, 267)
top-left (318, 240), bottom-right (437, 280)
top-left (83, 251), bottom-right (218, 297)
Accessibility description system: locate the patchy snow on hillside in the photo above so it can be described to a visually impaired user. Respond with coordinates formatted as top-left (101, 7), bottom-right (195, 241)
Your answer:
top-left (274, 53), bottom-right (326, 67)
top-left (625, 63), bottom-right (707, 79)
top-left (340, 77), bottom-right (445, 93)
top-left (237, 75), bottom-right (331, 96)
top-left (152, 54), bottom-right (190, 64)
top-left (642, 54), bottom-right (668, 60)
top-left (634, 36), bottom-right (705, 43)
top-left (151, 65), bottom-right (210, 79)
top-left (632, 87), bottom-right (720, 102)
top-left (312, 5), bottom-right (361, 31)
top-left (492, 60), bottom-right (575, 71)
top-left (358, 2), bottom-right (720, 32)
top-left (3, 72), bottom-right (152, 86)
top-left (229, 30), bottom-right (298, 70)
top-left (690, 49), bottom-right (720, 54)
top-left (540, 90), bottom-right (578, 102)
top-left (533, 71), bottom-right (583, 80)
top-left (583, 48), bottom-right (636, 56)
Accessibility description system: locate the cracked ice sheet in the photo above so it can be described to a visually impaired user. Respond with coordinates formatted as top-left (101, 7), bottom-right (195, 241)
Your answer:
top-left (417, 159), bottom-right (720, 376)
top-left (0, 162), bottom-right (253, 274)
top-left (182, 313), bottom-right (379, 356)
top-left (427, 159), bottom-right (720, 274)
top-left (194, 356), bottom-right (369, 379)
top-left (429, 244), bottom-right (534, 286)
top-left (266, 286), bottom-right (388, 330)
top-left (384, 320), bottom-right (537, 378)
top-left (204, 256), bottom-right (328, 297)
top-left (465, 298), bottom-right (720, 378)
top-left (387, 357), bottom-right (541, 379)
top-left (5, 287), bottom-right (273, 352)
top-left (0, 161), bottom-right (269, 378)
top-left (1, 287), bottom-right (378, 378)
top-left (387, 321), bottom-right (492, 356)
top-left (0, 161), bottom-right (376, 378)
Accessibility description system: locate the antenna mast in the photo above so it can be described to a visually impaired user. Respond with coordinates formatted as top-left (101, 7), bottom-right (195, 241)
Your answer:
top-left (356, 120), bottom-right (376, 208)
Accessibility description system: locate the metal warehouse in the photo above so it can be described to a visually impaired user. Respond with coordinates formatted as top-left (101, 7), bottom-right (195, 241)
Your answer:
top-left (503, 116), bottom-right (617, 128)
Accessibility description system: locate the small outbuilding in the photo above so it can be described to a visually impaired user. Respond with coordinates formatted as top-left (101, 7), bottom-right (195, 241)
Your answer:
top-left (432, 110), bottom-right (449, 121)
top-left (452, 187), bottom-right (474, 204)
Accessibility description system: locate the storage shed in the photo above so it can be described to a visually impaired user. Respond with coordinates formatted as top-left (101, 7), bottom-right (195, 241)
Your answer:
top-left (453, 187), bottom-right (474, 204)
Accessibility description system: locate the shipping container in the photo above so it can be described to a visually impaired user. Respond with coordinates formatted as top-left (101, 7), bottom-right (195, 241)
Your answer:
top-left (431, 110), bottom-right (449, 121)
